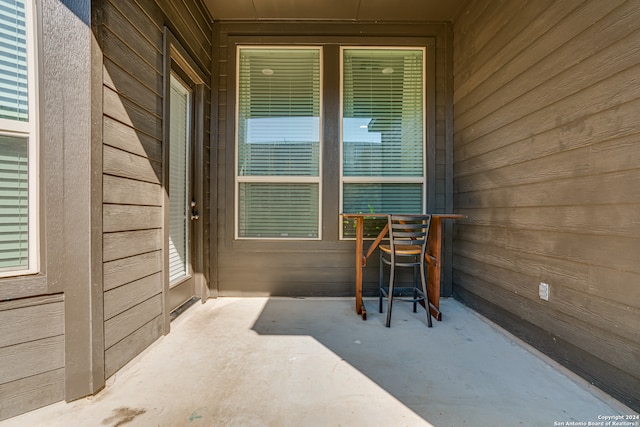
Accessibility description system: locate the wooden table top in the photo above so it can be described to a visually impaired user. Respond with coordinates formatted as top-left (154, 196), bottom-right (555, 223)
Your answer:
top-left (341, 213), bottom-right (465, 219)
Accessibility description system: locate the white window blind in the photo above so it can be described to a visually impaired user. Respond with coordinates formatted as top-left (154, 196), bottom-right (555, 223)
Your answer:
top-left (236, 47), bottom-right (321, 239)
top-left (341, 48), bottom-right (425, 237)
top-left (0, 135), bottom-right (28, 270)
top-left (0, 0), bottom-right (28, 122)
top-left (239, 183), bottom-right (319, 238)
top-left (0, 0), bottom-right (36, 276)
top-left (168, 74), bottom-right (190, 284)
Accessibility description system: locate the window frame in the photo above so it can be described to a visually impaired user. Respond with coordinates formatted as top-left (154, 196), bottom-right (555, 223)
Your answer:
top-left (0, 0), bottom-right (40, 278)
top-left (234, 45), bottom-right (324, 241)
top-left (339, 46), bottom-right (428, 240)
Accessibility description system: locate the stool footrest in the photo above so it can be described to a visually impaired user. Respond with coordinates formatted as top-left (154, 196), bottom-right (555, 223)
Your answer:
top-left (380, 286), bottom-right (425, 301)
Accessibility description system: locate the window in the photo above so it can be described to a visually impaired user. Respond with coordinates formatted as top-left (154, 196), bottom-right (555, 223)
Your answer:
top-left (0, 0), bottom-right (38, 276)
top-left (236, 47), bottom-right (322, 239)
top-left (341, 48), bottom-right (426, 237)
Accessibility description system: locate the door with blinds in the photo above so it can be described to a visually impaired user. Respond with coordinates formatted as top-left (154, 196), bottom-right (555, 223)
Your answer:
top-left (168, 72), bottom-right (196, 312)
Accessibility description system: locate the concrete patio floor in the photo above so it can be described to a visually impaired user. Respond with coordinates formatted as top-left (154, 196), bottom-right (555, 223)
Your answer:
top-left (2, 297), bottom-right (636, 427)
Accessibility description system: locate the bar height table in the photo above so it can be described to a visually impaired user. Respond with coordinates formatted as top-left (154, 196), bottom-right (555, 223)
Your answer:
top-left (341, 213), bottom-right (465, 321)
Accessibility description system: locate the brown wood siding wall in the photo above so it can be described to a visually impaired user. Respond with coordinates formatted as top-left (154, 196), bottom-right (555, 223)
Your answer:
top-left (214, 23), bottom-right (453, 297)
top-left (0, 295), bottom-right (65, 420)
top-left (100, 0), bottom-right (211, 379)
top-left (452, 0), bottom-right (640, 411)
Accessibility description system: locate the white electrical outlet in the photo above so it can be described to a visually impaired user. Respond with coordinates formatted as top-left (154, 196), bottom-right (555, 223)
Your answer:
top-left (539, 282), bottom-right (549, 301)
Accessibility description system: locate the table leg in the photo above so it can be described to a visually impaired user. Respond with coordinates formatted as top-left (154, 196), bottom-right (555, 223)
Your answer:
top-left (354, 216), bottom-right (366, 320)
top-left (426, 216), bottom-right (443, 321)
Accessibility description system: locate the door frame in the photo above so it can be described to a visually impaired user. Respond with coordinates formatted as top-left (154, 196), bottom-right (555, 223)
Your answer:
top-left (162, 28), bottom-right (208, 333)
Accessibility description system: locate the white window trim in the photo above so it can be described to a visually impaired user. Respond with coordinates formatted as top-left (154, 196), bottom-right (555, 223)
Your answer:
top-left (339, 46), bottom-right (427, 240)
top-left (234, 45), bottom-right (324, 241)
top-left (0, 0), bottom-right (40, 277)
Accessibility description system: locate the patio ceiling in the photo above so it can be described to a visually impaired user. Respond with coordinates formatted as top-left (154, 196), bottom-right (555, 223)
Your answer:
top-left (203, 0), bottom-right (467, 22)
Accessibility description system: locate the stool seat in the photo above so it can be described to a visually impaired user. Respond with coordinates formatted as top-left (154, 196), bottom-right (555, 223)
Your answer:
top-left (379, 244), bottom-right (422, 255)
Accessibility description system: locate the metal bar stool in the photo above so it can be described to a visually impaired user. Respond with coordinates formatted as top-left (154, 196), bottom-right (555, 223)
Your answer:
top-left (379, 214), bottom-right (432, 328)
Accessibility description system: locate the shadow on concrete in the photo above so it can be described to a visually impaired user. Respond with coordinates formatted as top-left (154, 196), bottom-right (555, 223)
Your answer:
top-left (251, 297), bottom-right (631, 426)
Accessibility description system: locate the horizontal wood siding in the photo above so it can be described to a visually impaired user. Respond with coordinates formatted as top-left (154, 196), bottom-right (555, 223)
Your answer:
top-left (104, 294), bottom-right (163, 348)
top-left (104, 273), bottom-right (163, 320)
top-left (100, 0), bottom-right (211, 380)
top-left (218, 250), bottom-right (359, 296)
top-left (104, 315), bottom-right (164, 378)
top-left (452, 0), bottom-right (640, 411)
top-left (104, 250), bottom-right (163, 291)
top-left (0, 369), bottom-right (65, 421)
top-left (215, 22), bottom-right (453, 297)
top-left (0, 296), bottom-right (64, 420)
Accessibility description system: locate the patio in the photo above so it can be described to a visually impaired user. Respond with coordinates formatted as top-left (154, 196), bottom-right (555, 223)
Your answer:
top-left (1, 297), bottom-right (633, 427)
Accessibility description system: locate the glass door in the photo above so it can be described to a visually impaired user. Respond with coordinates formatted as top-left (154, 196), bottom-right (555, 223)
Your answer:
top-left (168, 72), bottom-right (195, 312)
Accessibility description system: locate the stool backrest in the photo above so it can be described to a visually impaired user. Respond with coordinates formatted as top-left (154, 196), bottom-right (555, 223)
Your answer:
top-left (388, 214), bottom-right (432, 256)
